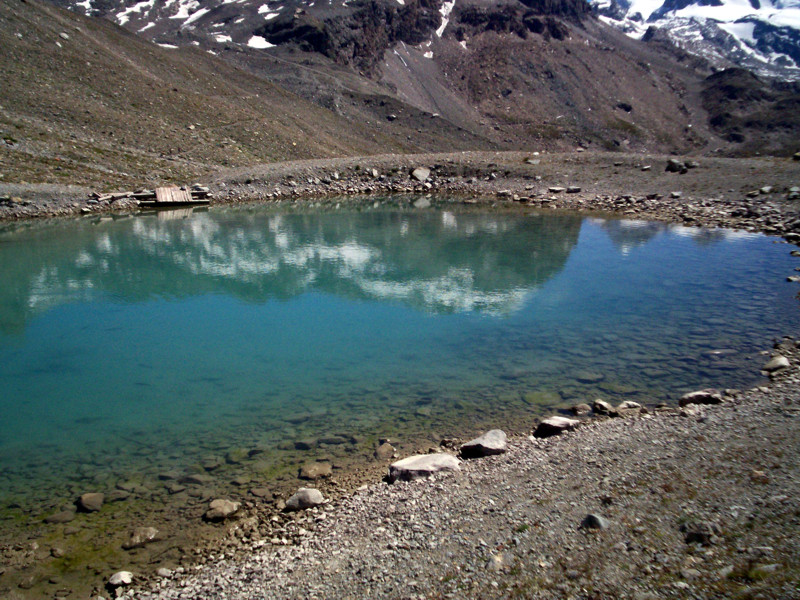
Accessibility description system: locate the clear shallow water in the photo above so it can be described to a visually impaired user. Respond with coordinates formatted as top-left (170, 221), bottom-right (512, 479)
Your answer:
top-left (0, 205), bottom-right (798, 508)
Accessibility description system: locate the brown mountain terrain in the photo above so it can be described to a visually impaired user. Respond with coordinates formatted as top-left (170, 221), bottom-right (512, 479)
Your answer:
top-left (1, 0), bottom-right (798, 190)
top-left (0, 0), bottom-right (491, 189)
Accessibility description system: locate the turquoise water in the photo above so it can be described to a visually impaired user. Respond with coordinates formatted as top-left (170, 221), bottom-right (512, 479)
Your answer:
top-left (0, 205), bottom-right (798, 507)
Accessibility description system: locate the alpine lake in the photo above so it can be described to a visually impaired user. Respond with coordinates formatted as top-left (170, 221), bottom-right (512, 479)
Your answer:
top-left (0, 198), bottom-right (798, 596)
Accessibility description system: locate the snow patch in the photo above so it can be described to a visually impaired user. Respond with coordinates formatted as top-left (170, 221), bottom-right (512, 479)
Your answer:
top-left (719, 20), bottom-right (756, 45)
top-left (157, 43), bottom-right (179, 48)
top-left (213, 34), bottom-right (233, 43)
top-left (183, 7), bottom-right (210, 25)
top-left (139, 22), bottom-right (156, 32)
top-left (436, 0), bottom-right (456, 37)
top-left (116, 0), bottom-right (156, 26)
top-left (248, 35), bottom-right (276, 48)
top-left (424, 50), bottom-right (434, 58)
top-left (169, 0), bottom-right (201, 20)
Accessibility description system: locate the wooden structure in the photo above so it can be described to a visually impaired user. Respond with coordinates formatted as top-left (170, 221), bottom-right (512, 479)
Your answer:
top-left (92, 185), bottom-right (212, 208)
top-left (154, 186), bottom-right (193, 205)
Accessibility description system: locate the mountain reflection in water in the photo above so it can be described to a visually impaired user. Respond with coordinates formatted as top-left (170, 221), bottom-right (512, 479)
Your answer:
top-left (0, 207), bottom-right (582, 333)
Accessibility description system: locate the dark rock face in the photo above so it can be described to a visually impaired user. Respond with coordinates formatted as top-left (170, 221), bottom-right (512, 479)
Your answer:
top-left (517, 0), bottom-right (591, 20)
top-left (256, 0), bottom-right (442, 73)
top-left (454, 6), bottom-right (571, 41)
top-left (702, 68), bottom-right (800, 156)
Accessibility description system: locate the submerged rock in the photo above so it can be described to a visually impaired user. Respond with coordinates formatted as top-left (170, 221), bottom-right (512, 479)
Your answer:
top-left (122, 527), bottom-right (160, 550)
top-left (299, 462), bottom-right (333, 480)
top-left (204, 499), bottom-right (240, 522)
top-left (44, 510), bottom-right (75, 524)
top-left (534, 416), bottom-right (579, 438)
top-left (77, 492), bottom-right (104, 513)
top-left (285, 487), bottom-right (325, 511)
top-left (460, 429), bottom-right (508, 458)
top-left (375, 442), bottom-right (395, 461)
top-left (388, 453), bottom-right (460, 482)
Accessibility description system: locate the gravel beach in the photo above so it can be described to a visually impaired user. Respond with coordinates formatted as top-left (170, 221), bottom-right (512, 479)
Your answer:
top-left (137, 361), bottom-right (800, 600)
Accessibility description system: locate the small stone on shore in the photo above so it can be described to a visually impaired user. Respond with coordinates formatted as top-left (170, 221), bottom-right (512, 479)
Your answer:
top-left (762, 355), bottom-right (790, 372)
top-left (534, 416), bottom-right (579, 438)
top-left (570, 403), bottom-right (592, 416)
top-left (679, 389), bottom-right (723, 407)
top-left (460, 429), bottom-right (508, 458)
top-left (388, 453), bottom-right (460, 482)
top-left (108, 571), bottom-right (133, 588)
top-left (285, 487), bottom-right (325, 511)
top-left (411, 167), bottom-right (431, 182)
top-left (204, 499), bottom-right (240, 522)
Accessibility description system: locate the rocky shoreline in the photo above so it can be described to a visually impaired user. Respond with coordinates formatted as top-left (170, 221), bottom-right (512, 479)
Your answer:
top-left (1, 150), bottom-right (799, 599)
top-left (2, 151), bottom-right (800, 239)
top-left (132, 346), bottom-right (800, 599)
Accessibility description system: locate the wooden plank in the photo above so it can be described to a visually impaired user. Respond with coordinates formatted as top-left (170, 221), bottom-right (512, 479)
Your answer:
top-left (155, 186), bottom-right (192, 204)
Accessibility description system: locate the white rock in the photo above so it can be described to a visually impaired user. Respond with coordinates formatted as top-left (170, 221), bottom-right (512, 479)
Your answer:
top-left (388, 453), bottom-right (460, 482)
top-left (762, 355), bottom-right (790, 373)
top-left (592, 399), bottom-right (615, 415)
top-left (108, 571), bottom-right (133, 587)
top-left (461, 429), bottom-right (508, 458)
top-left (411, 167), bottom-right (431, 182)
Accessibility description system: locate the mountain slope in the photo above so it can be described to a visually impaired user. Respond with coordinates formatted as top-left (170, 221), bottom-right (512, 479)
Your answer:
top-left (0, 0), bottom-right (493, 188)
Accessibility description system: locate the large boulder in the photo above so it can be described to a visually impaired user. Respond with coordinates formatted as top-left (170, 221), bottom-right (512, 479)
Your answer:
top-left (388, 454), bottom-right (460, 482)
top-left (533, 416), bottom-right (579, 438)
top-left (460, 430), bottom-right (508, 458)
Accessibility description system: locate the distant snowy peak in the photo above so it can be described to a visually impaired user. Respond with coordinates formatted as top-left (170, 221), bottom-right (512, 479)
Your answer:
top-left (594, 0), bottom-right (800, 79)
